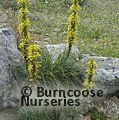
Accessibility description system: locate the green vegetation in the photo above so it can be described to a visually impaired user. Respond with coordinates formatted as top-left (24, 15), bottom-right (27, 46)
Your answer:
top-left (11, 48), bottom-right (84, 87)
top-left (18, 107), bottom-right (107, 120)
top-left (85, 107), bottom-right (107, 120)
top-left (18, 107), bottom-right (81, 120)
top-left (38, 48), bottom-right (84, 86)
top-left (30, 0), bottom-right (118, 57)
top-left (1, 0), bottom-right (118, 57)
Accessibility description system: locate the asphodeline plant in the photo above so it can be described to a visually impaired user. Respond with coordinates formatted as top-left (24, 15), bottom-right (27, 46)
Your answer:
top-left (83, 60), bottom-right (97, 89)
top-left (17, 0), bottom-right (31, 59)
top-left (27, 44), bottom-right (41, 81)
top-left (17, 0), bottom-right (41, 81)
top-left (66, 0), bottom-right (80, 58)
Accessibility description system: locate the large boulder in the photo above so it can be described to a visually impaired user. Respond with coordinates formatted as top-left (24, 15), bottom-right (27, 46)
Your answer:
top-left (0, 28), bottom-right (21, 84)
top-left (0, 28), bottom-right (21, 110)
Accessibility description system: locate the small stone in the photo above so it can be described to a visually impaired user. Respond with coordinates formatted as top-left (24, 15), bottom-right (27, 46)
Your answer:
top-left (90, 53), bottom-right (96, 56)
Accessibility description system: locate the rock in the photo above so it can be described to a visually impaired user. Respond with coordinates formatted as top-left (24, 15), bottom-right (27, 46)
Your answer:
top-left (96, 97), bottom-right (119, 119)
top-left (0, 28), bottom-right (21, 83)
top-left (0, 28), bottom-right (21, 110)
top-left (43, 43), bottom-right (80, 63)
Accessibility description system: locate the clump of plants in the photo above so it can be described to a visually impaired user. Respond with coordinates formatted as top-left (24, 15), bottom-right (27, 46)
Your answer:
top-left (17, 1), bottom-right (84, 87)
top-left (18, 107), bottom-right (55, 120)
top-left (18, 107), bottom-right (80, 120)
top-left (18, 106), bottom-right (107, 120)
top-left (38, 48), bottom-right (84, 87)
top-left (17, 0), bottom-right (41, 82)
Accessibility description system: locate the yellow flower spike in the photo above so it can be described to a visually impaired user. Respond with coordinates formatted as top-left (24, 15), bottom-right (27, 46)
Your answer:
top-left (17, 0), bottom-right (41, 82)
top-left (27, 44), bottom-right (41, 80)
top-left (83, 59), bottom-right (97, 89)
top-left (66, 0), bottom-right (80, 58)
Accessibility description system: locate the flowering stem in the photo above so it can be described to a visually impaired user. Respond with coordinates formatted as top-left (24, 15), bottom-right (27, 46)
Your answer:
top-left (17, 0), bottom-right (41, 82)
top-left (66, 0), bottom-right (80, 59)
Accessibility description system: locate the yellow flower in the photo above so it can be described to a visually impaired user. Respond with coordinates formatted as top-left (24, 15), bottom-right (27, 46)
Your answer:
top-left (83, 79), bottom-right (96, 89)
top-left (17, 0), bottom-right (24, 4)
top-left (18, 18), bottom-right (30, 36)
top-left (18, 8), bottom-right (29, 16)
top-left (17, 0), bottom-right (30, 4)
top-left (66, 0), bottom-right (80, 58)
top-left (17, 0), bottom-right (41, 81)
top-left (27, 44), bottom-right (41, 79)
top-left (83, 60), bottom-right (97, 89)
